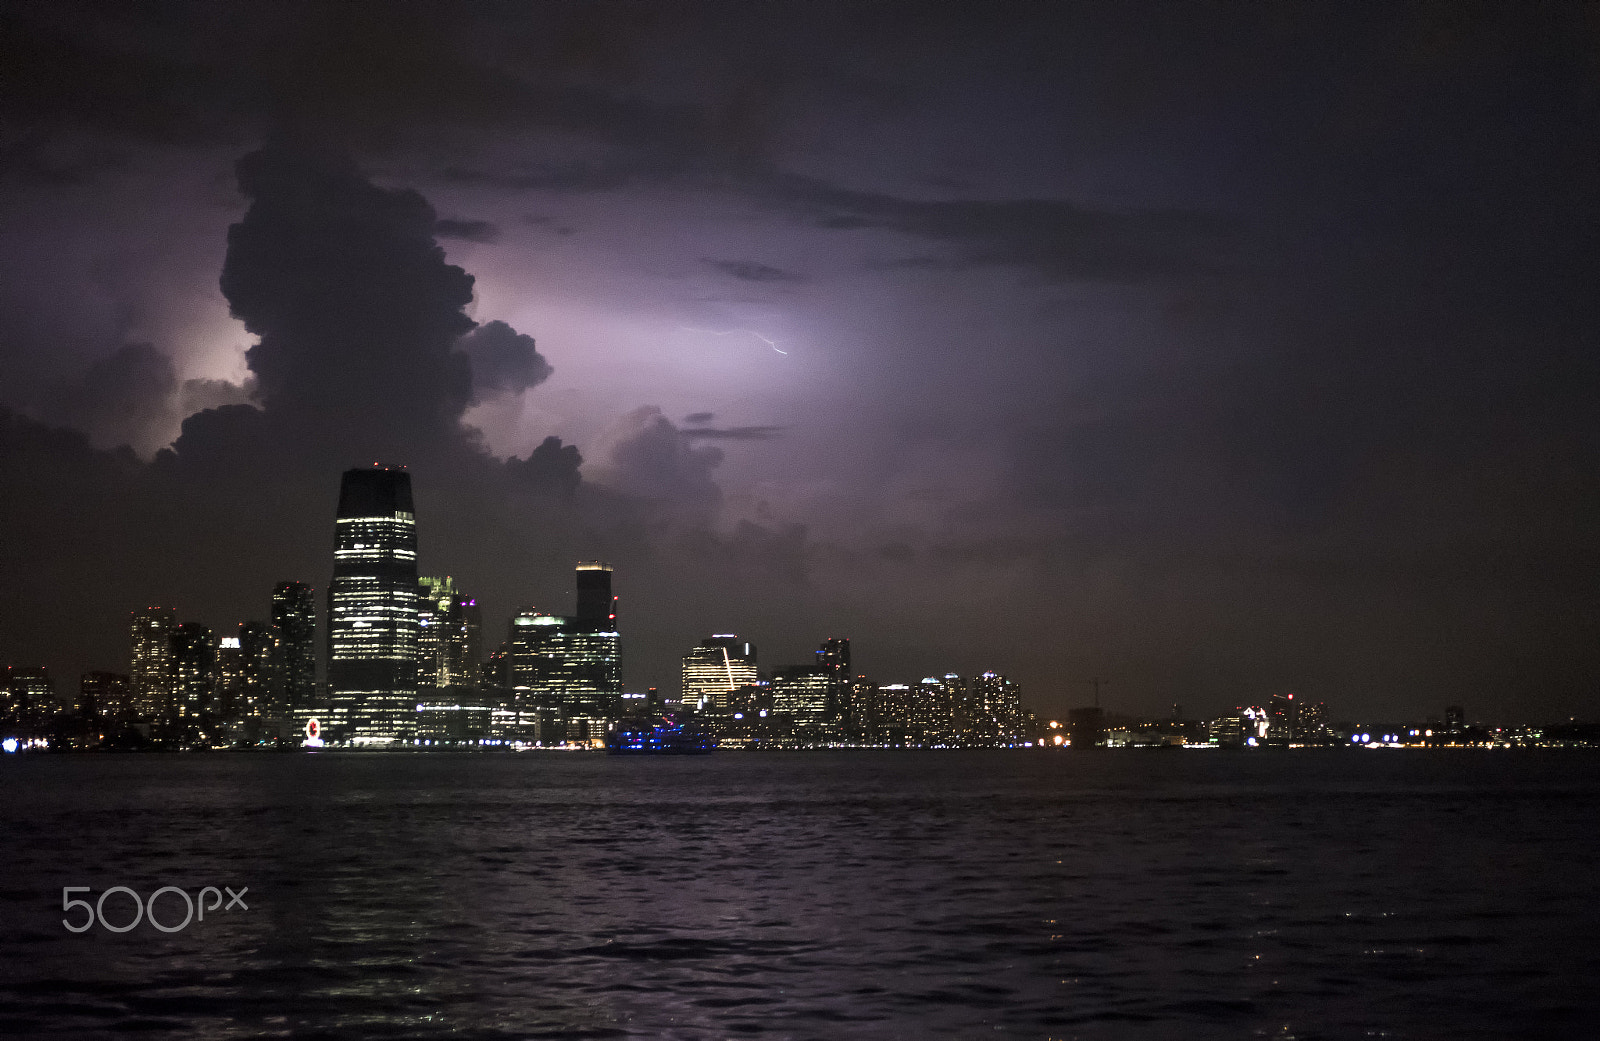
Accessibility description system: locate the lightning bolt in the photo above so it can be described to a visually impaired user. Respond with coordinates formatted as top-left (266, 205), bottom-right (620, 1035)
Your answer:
top-left (678, 326), bottom-right (788, 355)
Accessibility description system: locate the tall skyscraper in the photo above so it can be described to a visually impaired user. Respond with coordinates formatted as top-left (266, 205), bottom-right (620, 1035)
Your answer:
top-left (239, 620), bottom-right (285, 724)
top-left (815, 637), bottom-right (851, 732)
top-left (681, 635), bottom-right (757, 710)
top-left (575, 562), bottom-right (616, 629)
top-left (328, 467), bottom-right (419, 745)
top-left (417, 576), bottom-right (481, 694)
top-left (129, 607), bottom-right (176, 720)
top-left (216, 635), bottom-right (246, 725)
top-left (271, 581), bottom-right (316, 714)
top-left (170, 622), bottom-right (217, 727)
top-left (505, 563), bottom-right (621, 744)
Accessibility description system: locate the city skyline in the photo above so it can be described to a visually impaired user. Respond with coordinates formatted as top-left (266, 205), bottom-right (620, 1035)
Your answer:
top-left (2, 4), bottom-right (1598, 724)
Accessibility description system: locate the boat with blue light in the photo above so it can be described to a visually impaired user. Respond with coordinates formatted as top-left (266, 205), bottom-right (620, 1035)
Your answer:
top-left (605, 712), bottom-right (714, 755)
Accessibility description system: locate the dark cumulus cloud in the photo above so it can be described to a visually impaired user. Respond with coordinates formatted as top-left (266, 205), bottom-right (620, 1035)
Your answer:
top-left (702, 258), bottom-right (806, 283)
top-left (457, 320), bottom-right (553, 400)
top-left (3, 3), bottom-right (1599, 720)
top-left (48, 343), bottom-right (254, 456)
top-left (0, 138), bottom-right (774, 699)
top-left (603, 407), bottom-right (724, 512)
top-left (219, 140), bottom-right (485, 456)
top-left (506, 435), bottom-right (581, 499)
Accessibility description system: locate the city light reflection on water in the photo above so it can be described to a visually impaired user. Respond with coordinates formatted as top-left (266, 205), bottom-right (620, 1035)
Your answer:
top-left (1, 751), bottom-right (1599, 1038)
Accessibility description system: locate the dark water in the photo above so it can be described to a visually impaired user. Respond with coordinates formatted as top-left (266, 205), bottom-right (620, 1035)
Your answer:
top-left (2, 751), bottom-right (1598, 1039)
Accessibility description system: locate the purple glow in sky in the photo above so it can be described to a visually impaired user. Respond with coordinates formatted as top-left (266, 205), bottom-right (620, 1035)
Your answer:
top-left (2, 2), bottom-right (1598, 721)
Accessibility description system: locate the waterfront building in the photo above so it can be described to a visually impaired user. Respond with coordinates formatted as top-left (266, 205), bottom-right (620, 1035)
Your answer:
top-left (1239, 705), bottom-right (1270, 746)
top-left (771, 665), bottom-right (831, 736)
top-left (129, 606), bottom-right (176, 720)
top-left (1296, 699), bottom-right (1330, 744)
top-left (216, 635), bottom-right (245, 726)
top-left (238, 621), bottom-right (284, 727)
top-left (815, 637), bottom-right (852, 732)
top-left (270, 581), bottom-right (316, 714)
top-left (874, 683), bottom-right (913, 743)
top-left (170, 622), bottom-right (218, 732)
top-left (1, 667), bottom-right (61, 729)
top-left (910, 675), bottom-right (958, 744)
top-left (967, 671), bottom-right (1026, 745)
top-left (418, 576), bottom-right (481, 696)
top-left (506, 563), bottom-right (621, 744)
top-left (79, 671), bottom-right (132, 720)
top-left (575, 561), bottom-right (616, 628)
top-left (681, 635), bottom-right (757, 710)
top-left (1268, 693), bottom-right (1297, 746)
top-left (327, 467), bottom-right (419, 745)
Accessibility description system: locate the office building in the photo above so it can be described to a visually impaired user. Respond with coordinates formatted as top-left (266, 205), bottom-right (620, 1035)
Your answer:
top-left (328, 467), bottom-right (419, 745)
top-left (129, 607), bottom-right (176, 720)
top-left (505, 564), bottom-right (622, 744)
top-left (2, 667), bottom-right (60, 729)
top-left (909, 675), bottom-right (958, 744)
top-left (170, 622), bottom-right (217, 728)
top-left (271, 581), bottom-right (316, 714)
top-left (1268, 693), bottom-right (1297, 747)
top-left (80, 671), bottom-right (132, 720)
top-left (815, 637), bottom-right (852, 730)
top-left (771, 665), bottom-right (831, 734)
top-left (418, 576), bottom-right (481, 695)
top-left (575, 561), bottom-right (616, 628)
top-left (216, 635), bottom-right (245, 725)
top-left (508, 612), bottom-right (619, 743)
top-left (238, 621), bottom-right (284, 725)
top-left (681, 635), bottom-right (757, 710)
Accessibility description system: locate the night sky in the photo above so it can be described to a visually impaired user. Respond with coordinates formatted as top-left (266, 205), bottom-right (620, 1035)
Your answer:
top-left (2, 2), bottom-right (1597, 722)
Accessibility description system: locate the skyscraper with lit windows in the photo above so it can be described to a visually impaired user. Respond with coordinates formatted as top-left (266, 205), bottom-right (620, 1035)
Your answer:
top-left (129, 606), bottom-right (176, 720)
top-left (271, 580), bottom-right (316, 715)
top-left (327, 467), bottom-right (419, 744)
top-left (681, 635), bottom-right (757, 710)
top-left (505, 563), bottom-right (621, 744)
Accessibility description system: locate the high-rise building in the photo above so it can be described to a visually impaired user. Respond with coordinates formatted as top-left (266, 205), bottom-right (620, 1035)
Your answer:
top-left (216, 635), bottom-right (246, 725)
top-left (170, 622), bottom-right (218, 727)
top-left (271, 581), bottom-right (316, 714)
top-left (771, 665), bottom-right (831, 735)
top-left (909, 675), bottom-right (958, 744)
top-left (681, 635), bottom-right (757, 710)
top-left (968, 671), bottom-right (1025, 745)
top-left (2, 667), bottom-right (60, 729)
top-left (507, 613), bottom-right (619, 743)
top-left (815, 637), bottom-right (851, 732)
top-left (80, 671), bottom-right (132, 720)
top-left (874, 683), bottom-right (913, 742)
top-left (129, 607), bottom-right (176, 720)
top-left (575, 562), bottom-right (616, 628)
top-left (1296, 699), bottom-right (1330, 744)
top-left (418, 576), bottom-right (481, 695)
top-left (504, 563), bottom-right (621, 744)
top-left (1267, 693), bottom-right (1297, 747)
top-left (239, 621), bottom-right (284, 724)
top-left (328, 467), bottom-right (419, 745)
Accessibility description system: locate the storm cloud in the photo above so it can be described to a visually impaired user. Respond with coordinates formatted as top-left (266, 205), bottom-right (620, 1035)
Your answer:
top-left (2, 3), bottom-right (1598, 722)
